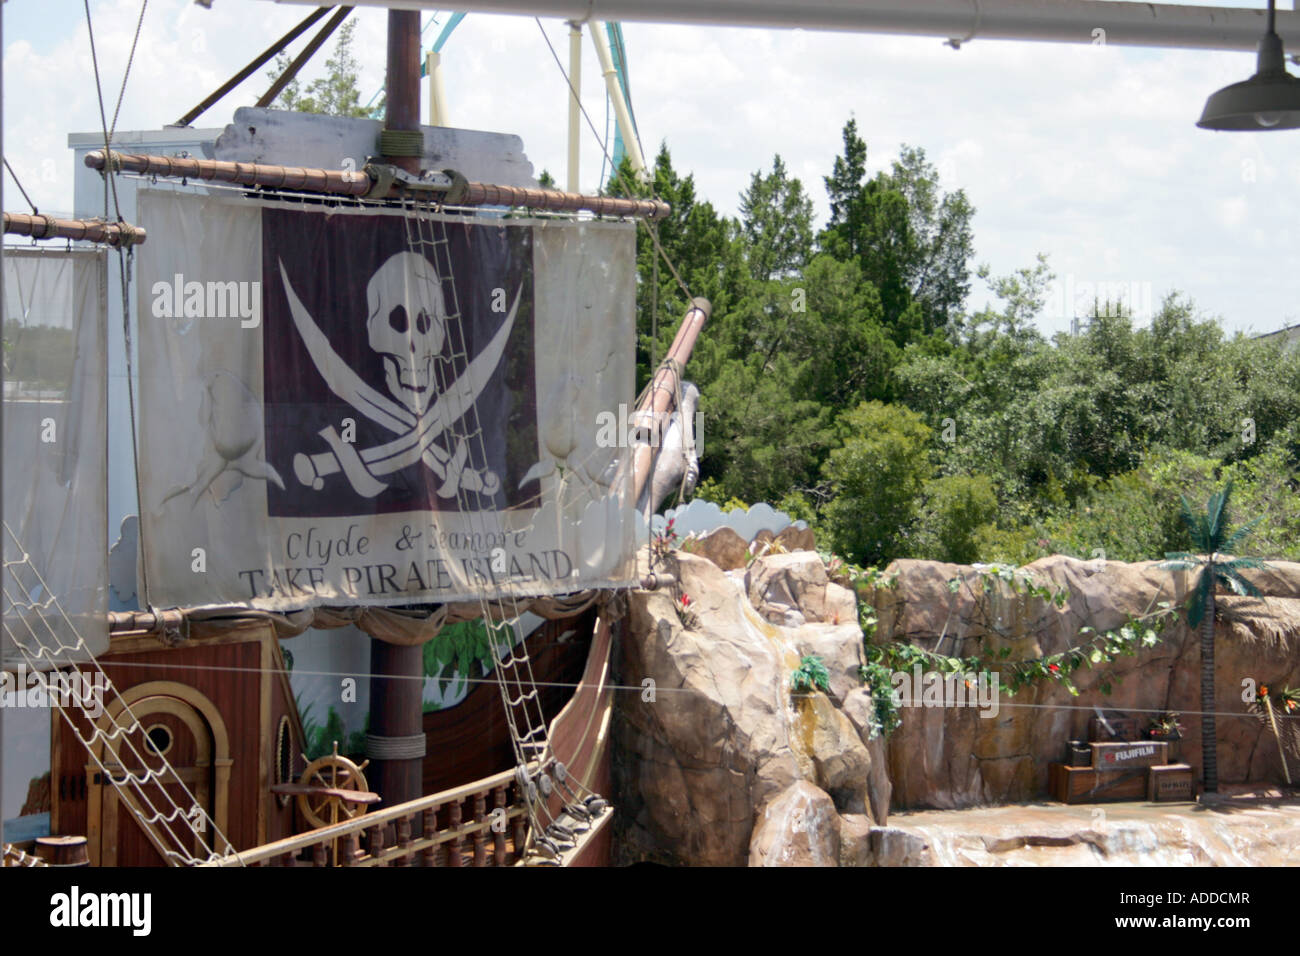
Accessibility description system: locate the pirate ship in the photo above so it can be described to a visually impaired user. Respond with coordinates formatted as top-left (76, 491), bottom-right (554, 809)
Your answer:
top-left (2, 4), bottom-right (705, 867)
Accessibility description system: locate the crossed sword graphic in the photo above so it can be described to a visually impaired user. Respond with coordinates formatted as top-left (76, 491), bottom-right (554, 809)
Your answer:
top-left (279, 260), bottom-right (519, 499)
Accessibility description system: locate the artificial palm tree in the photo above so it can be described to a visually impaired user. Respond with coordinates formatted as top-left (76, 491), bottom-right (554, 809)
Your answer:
top-left (1160, 480), bottom-right (1270, 793)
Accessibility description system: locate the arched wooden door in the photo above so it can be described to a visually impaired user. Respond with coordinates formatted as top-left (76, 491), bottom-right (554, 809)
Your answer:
top-left (88, 686), bottom-right (227, 866)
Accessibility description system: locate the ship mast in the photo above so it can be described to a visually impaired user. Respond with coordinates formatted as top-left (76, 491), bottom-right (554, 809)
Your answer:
top-left (368, 10), bottom-right (427, 810)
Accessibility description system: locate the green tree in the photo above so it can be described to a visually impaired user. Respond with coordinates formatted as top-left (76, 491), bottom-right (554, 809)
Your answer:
top-left (267, 18), bottom-right (372, 118)
top-left (1160, 481), bottom-right (1270, 793)
top-left (739, 154), bottom-right (814, 282)
top-left (820, 119), bottom-right (975, 343)
top-left (606, 147), bottom-right (743, 389)
top-left (822, 401), bottom-right (932, 565)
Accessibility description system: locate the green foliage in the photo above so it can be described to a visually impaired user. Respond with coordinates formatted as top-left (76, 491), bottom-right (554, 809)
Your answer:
top-left (790, 655), bottom-right (831, 695)
top-left (915, 473), bottom-right (999, 564)
top-left (739, 154), bottom-right (814, 282)
top-left (267, 18), bottom-right (372, 118)
top-left (1161, 479), bottom-right (1270, 628)
top-left (821, 121), bottom-right (975, 342)
top-left (821, 402), bottom-right (932, 566)
top-left (597, 117), bottom-right (1298, 568)
top-left (864, 604), bottom-right (1178, 700)
top-left (422, 618), bottom-right (501, 698)
top-left (300, 703), bottom-right (368, 761)
top-left (856, 655), bottom-right (901, 738)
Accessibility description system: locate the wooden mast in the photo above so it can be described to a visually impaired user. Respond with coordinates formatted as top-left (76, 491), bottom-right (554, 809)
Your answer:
top-left (368, 9), bottom-right (427, 811)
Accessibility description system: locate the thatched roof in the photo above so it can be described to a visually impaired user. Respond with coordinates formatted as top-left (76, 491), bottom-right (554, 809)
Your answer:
top-left (1218, 595), bottom-right (1300, 648)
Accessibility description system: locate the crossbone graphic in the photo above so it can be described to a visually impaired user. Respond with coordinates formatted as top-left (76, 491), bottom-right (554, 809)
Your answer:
top-left (279, 252), bottom-right (519, 499)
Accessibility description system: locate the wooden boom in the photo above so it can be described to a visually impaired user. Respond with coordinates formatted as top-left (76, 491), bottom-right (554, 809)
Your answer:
top-left (84, 149), bottom-right (671, 220)
top-left (3, 211), bottom-right (146, 246)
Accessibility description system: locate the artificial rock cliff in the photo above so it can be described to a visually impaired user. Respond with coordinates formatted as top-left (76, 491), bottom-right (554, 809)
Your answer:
top-left (612, 536), bottom-right (1300, 866)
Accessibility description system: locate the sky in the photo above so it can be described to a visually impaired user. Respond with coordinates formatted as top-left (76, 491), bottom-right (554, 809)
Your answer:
top-left (3, 0), bottom-right (1298, 338)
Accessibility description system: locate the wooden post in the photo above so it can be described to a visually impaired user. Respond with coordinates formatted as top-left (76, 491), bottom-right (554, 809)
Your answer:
top-left (367, 642), bottom-right (425, 809)
top-left (383, 9), bottom-right (423, 175)
top-left (365, 9), bottom-right (428, 817)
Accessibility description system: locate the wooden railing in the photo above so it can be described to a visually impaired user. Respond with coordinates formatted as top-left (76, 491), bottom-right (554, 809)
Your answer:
top-left (202, 615), bottom-right (617, 868)
top-left (201, 769), bottom-right (530, 867)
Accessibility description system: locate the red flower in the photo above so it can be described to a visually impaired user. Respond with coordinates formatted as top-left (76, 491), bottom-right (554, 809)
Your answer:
top-left (680, 593), bottom-right (691, 606)
top-left (1048, 663), bottom-right (1060, 673)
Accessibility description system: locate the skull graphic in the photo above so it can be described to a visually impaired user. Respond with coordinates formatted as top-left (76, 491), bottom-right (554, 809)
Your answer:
top-left (366, 252), bottom-right (447, 414)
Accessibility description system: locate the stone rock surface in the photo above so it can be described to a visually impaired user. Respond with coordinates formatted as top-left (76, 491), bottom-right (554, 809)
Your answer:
top-left (748, 781), bottom-right (840, 866)
top-left (750, 528), bottom-right (775, 556)
top-left (615, 548), bottom-right (1300, 864)
top-left (747, 551), bottom-right (857, 627)
top-left (799, 693), bottom-right (871, 813)
top-left (866, 796), bottom-right (1300, 866)
top-left (838, 813), bottom-right (873, 867)
top-left (794, 623), bottom-right (865, 704)
top-left (869, 557), bottom-right (1300, 808)
top-left (687, 526), bottom-right (749, 571)
top-left (615, 551), bottom-right (870, 865)
top-left (840, 688), bottom-right (893, 823)
top-left (775, 524), bottom-right (816, 553)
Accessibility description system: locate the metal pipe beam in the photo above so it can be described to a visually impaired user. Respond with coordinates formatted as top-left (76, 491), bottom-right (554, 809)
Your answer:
top-left (590, 21), bottom-right (646, 176)
top-left (566, 22), bottom-right (582, 193)
top-left (253, 1), bottom-right (1300, 53)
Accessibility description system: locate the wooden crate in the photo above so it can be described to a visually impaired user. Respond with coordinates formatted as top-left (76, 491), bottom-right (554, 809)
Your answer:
top-left (1091, 740), bottom-right (1168, 770)
top-left (1147, 764), bottom-right (1195, 802)
top-left (1088, 716), bottom-right (1140, 742)
top-left (1049, 763), bottom-right (1149, 804)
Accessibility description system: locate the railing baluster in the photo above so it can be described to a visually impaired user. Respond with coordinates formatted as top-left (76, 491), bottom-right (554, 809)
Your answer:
top-left (493, 786), bottom-right (508, 866)
top-left (447, 799), bottom-right (464, 867)
top-left (368, 823), bottom-right (386, 866)
top-left (343, 831), bottom-right (362, 866)
top-left (396, 814), bottom-right (413, 867)
top-left (423, 806), bottom-right (440, 867)
top-left (512, 784), bottom-right (528, 863)
top-left (473, 792), bottom-right (488, 866)
top-left (312, 842), bottom-right (327, 868)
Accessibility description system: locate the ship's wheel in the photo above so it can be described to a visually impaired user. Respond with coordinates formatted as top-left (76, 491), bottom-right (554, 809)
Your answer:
top-left (293, 743), bottom-right (376, 830)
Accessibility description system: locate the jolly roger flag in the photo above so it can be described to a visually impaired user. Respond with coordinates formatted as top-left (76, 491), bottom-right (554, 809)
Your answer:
top-left (261, 208), bottom-right (538, 517)
top-left (135, 191), bottom-right (641, 611)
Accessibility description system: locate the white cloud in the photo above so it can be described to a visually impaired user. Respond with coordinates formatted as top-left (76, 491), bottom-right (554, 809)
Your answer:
top-left (4, 2), bottom-right (1296, 335)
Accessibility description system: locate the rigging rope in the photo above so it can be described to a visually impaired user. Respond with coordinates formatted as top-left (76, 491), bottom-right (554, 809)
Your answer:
top-left (3, 523), bottom-right (239, 865)
top-left (399, 199), bottom-right (594, 862)
top-left (533, 18), bottom-right (696, 311)
top-left (3, 158), bottom-right (39, 215)
top-left (83, 0), bottom-right (153, 606)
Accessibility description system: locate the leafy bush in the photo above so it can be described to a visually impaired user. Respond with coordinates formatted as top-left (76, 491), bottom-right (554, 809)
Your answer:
top-left (790, 655), bottom-right (831, 694)
top-left (915, 473), bottom-right (999, 563)
top-left (822, 401), bottom-right (932, 566)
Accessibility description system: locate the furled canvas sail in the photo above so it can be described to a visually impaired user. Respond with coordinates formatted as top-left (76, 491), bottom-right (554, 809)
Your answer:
top-left (2, 248), bottom-right (109, 668)
top-left (134, 190), bottom-right (640, 611)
